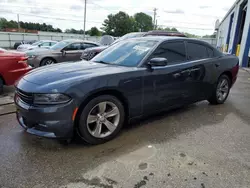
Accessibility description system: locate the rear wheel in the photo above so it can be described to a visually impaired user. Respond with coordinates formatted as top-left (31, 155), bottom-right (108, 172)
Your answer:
top-left (77, 95), bottom-right (125, 145)
top-left (208, 74), bottom-right (231, 105)
top-left (0, 77), bottom-right (4, 94)
top-left (40, 58), bottom-right (55, 66)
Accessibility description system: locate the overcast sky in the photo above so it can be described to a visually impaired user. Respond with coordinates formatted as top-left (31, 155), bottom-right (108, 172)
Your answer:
top-left (0, 0), bottom-right (236, 36)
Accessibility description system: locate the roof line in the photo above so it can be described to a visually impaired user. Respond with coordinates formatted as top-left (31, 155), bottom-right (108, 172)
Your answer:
top-left (219, 0), bottom-right (243, 26)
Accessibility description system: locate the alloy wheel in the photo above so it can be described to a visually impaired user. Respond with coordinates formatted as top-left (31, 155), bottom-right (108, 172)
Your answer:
top-left (86, 101), bottom-right (120, 138)
top-left (45, 59), bottom-right (54, 65)
top-left (216, 78), bottom-right (229, 102)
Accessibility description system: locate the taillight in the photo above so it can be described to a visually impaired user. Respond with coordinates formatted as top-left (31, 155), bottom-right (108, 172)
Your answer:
top-left (232, 62), bottom-right (239, 78)
top-left (18, 56), bottom-right (28, 64)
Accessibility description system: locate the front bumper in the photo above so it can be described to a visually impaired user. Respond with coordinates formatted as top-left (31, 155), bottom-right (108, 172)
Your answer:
top-left (15, 95), bottom-right (76, 139)
top-left (27, 57), bottom-right (41, 68)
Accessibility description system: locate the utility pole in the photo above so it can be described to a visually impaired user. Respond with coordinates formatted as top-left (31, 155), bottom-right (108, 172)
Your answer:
top-left (17, 14), bottom-right (20, 32)
top-left (153, 8), bottom-right (157, 29)
top-left (83, 0), bottom-right (87, 39)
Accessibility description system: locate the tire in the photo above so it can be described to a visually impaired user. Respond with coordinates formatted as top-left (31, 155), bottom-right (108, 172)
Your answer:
top-left (0, 77), bottom-right (3, 94)
top-left (40, 58), bottom-right (55, 66)
top-left (208, 74), bottom-right (231, 105)
top-left (77, 95), bottom-right (125, 145)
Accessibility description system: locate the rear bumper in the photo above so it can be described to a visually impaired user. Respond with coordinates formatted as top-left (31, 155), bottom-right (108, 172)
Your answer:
top-left (15, 96), bottom-right (76, 139)
top-left (4, 66), bottom-right (32, 86)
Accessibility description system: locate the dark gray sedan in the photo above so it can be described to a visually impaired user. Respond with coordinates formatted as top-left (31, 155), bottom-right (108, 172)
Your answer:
top-left (26, 39), bottom-right (99, 67)
top-left (15, 37), bottom-right (239, 145)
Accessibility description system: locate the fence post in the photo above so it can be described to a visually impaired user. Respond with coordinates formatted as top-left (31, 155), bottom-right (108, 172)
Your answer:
top-left (8, 33), bottom-right (11, 48)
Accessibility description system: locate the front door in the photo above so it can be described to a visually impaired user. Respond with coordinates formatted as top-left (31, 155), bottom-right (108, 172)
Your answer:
top-left (142, 41), bottom-right (193, 113)
top-left (62, 43), bottom-right (82, 62)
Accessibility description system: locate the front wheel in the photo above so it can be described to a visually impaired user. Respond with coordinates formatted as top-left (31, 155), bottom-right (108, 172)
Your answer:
top-left (77, 95), bottom-right (125, 145)
top-left (40, 58), bottom-right (55, 66)
top-left (208, 74), bottom-right (231, 105)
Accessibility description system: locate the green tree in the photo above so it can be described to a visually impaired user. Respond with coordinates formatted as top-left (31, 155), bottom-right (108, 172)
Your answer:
top-left (88, 27), bottom-right (101, 36)
top-left (102, 11), bottom-right (137, 36)
top-left (134, 12), bottom-right (153, 32)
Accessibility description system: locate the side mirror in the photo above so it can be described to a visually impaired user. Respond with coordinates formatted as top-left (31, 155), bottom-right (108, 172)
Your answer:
top-left (61, 50), bottom-right (66, 56)
top-left (148, 57), bottom-right (168, 67)
top-left (38, 44), bottom-right (41, 47)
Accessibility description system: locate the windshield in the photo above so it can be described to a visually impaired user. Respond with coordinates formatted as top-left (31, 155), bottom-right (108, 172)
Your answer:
top-left (92, 39), bottom-right (157, 67)
top-left (50, 41), bottom-right (71, 50)
top-left (0, 48), bottom-right (6, 52)
top-left (32, 41), bottom-right (42, 46)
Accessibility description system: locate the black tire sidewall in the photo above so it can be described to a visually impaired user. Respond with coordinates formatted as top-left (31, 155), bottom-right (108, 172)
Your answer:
top-left (215, 75), bottom-right (231, 104)
top-left (77, 95), bottom-right (125, 145)
top-left (40, 58), bottom-right (55, 66)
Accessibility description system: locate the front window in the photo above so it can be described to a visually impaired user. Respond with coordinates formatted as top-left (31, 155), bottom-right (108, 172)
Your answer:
top-left (92, 39), bottom-right (158, 67)
top-left (50, 41), bottom-right (71, 50)
top-left (32, 41), bottom-right (42, 46)
top-left (40, 42), bottom-right (50, 47)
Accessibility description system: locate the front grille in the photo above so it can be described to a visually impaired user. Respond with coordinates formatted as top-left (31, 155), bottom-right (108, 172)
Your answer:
top-left (16, 89), bottom-right (33, 104)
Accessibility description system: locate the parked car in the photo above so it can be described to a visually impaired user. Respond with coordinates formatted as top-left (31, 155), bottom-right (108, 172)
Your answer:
top-left (17, 40), bottom-right (57, 52)
top-left (81, 32), bottom-right (146, 60)
top-left (15, 37), bottom-right (239, 145)
top-left (26, 39), bottom-right (100, 67)
top-left (14, 40), bottom-right (37, 49)
top-left (0, 48), bottom-right (32, 93)
top-left (81, 31), bottom-right (186, 60)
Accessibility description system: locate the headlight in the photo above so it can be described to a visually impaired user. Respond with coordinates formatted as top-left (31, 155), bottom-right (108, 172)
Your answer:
top-left (34, 93), bottom-right (71, 104)
top-left (28, 55), bottom-right (36, 58)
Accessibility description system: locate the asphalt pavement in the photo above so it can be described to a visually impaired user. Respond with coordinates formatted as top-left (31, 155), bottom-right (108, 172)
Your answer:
top-left (0, 69), bottom-right (250, 188)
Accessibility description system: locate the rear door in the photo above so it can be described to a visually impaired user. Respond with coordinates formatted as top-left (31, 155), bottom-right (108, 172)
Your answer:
top-left (185, 41), bottom-right (215, 100)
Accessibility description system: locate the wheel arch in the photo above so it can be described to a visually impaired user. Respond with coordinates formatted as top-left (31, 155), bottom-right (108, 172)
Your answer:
top-left (74, 89), bottom-right (130, 127)
top-left (220, 71), bottom-right (232, 86)
top-left (0, 74), bottom-right (6, 85)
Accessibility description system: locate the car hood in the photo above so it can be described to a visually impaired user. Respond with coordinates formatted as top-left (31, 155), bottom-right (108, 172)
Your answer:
top-left (85, 46), bottom-right (108, 52)
top-left (22, 61), bottom-right (132, 86)
top-left (26, 48), bottom-right (50, 56)
top-left (18, 44), bottom-right (32, 49)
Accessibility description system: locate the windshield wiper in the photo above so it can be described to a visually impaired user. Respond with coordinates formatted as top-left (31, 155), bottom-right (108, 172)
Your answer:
top-left (94, 60), bottom-right (111, 65)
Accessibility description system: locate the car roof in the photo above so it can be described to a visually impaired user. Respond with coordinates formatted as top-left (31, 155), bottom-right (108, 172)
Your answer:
top-left (62, 39), bottom-right (99, 45)
top-left (40, 40), bottom-right (57, 42)
top-left (144, 30), bottom-right (187, 37)
top-left (130, 36), bottom-right (214, 47)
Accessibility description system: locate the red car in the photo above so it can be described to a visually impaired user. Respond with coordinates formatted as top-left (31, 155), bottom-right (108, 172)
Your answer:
top-left (0, 48), bottom-right (32, 93)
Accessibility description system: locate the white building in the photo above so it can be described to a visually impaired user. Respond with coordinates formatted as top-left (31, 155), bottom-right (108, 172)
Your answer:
top-left (217, 0), bottom-right (250, 67)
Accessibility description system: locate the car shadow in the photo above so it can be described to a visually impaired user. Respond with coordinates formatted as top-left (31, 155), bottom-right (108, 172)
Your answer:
top-left (15, 98), bottom-right (250, 187)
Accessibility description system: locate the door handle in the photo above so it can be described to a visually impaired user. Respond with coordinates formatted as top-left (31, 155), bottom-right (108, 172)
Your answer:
top-left (215, 63), bottom-right (220, 67)
top-left (173, 72), bottom-right (181, 78)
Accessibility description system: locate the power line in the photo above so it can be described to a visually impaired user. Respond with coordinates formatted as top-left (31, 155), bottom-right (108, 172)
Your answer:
top-left (0, 10), bottom-right (103, 24)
